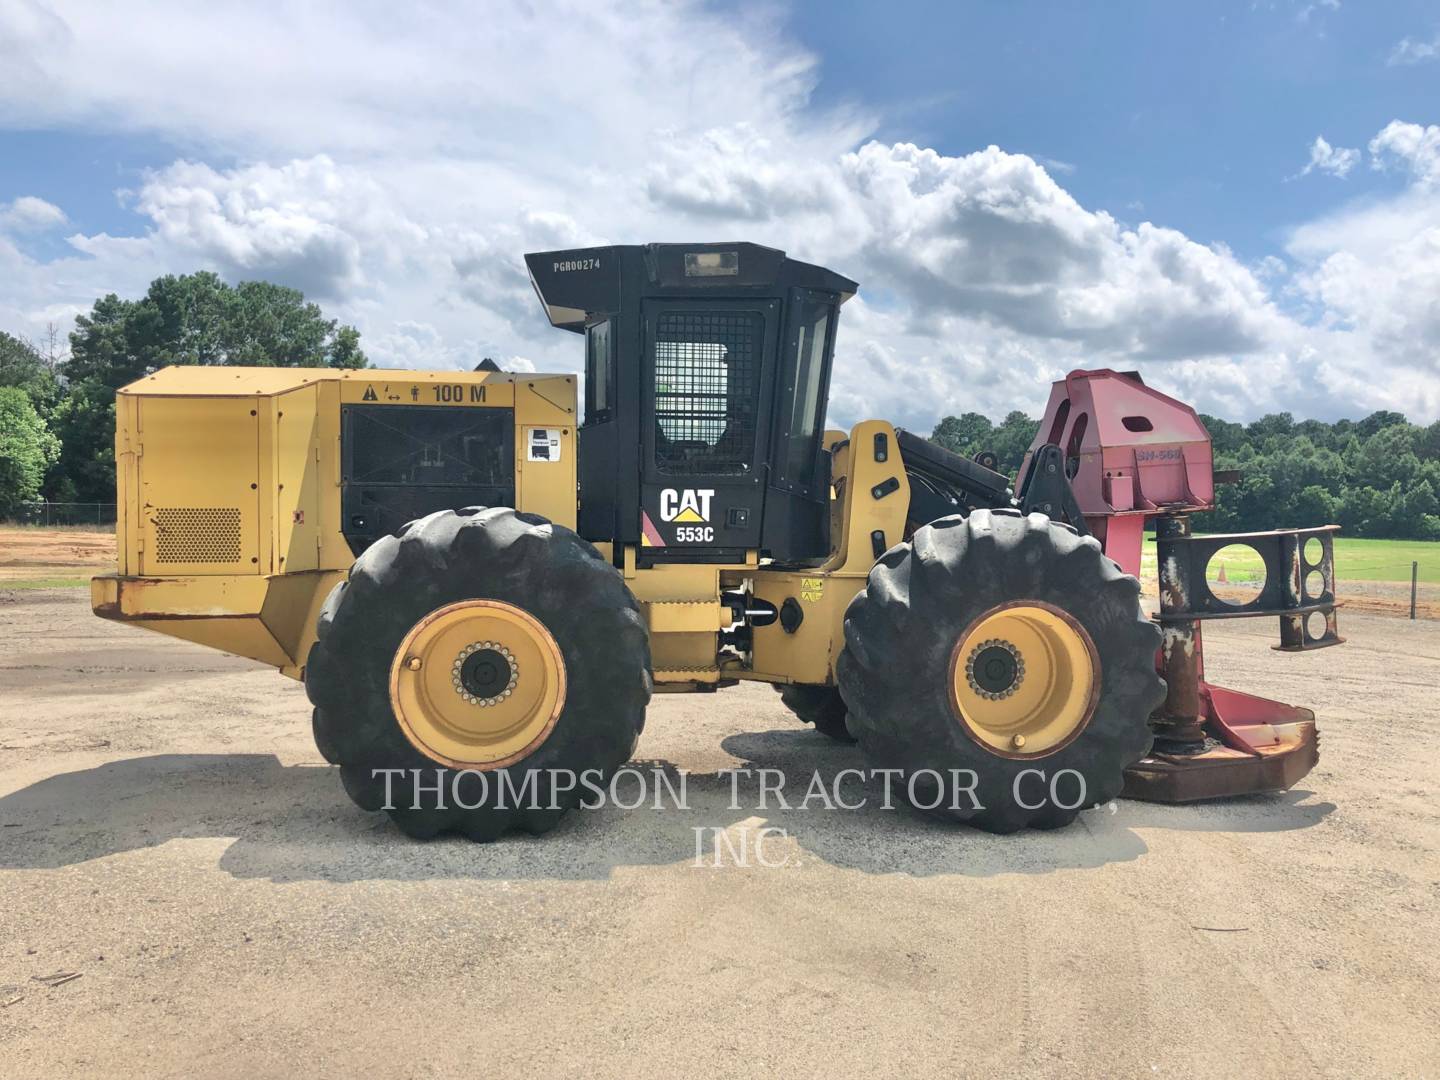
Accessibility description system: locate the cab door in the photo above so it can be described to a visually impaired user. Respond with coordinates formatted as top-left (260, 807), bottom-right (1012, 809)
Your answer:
top-left (639, 298), bottom-right (780, 556)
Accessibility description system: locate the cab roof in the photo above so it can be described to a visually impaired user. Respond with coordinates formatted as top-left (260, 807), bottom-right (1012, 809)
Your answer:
top-left (526, 242), bottom-right (859, 332)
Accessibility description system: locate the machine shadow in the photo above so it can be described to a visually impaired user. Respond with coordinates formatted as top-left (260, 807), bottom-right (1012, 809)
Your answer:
top-left (0, 739), bottom-right (1334, 883)
top-left (710, 730), bottom-right (1334, 877)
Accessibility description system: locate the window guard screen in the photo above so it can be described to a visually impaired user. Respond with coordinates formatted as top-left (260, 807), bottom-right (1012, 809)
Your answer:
top-left (653, 311), bottom-right (762, 476)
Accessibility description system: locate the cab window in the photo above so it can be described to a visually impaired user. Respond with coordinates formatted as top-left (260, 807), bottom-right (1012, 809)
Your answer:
top-left (586, 319), bottom-right (612, 422)
top-left (780, 295), bottom-right (834, 491)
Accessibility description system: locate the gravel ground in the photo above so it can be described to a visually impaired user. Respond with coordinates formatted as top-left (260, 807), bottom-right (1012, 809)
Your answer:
top-left (0, 587), bottom-right (1436, 1078)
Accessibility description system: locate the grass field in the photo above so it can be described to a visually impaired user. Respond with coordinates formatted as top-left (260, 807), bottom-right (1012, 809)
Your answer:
top-left (1140, 535), bottom-right (1439, 586)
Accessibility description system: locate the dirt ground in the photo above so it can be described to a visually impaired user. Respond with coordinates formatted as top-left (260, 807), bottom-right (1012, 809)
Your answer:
top-left (0, 527), bottom-right (116, 585)
top-left (1311, 577), bottom-right (1440, 620)
top-left (0, 585), bottom-right (1437, 1079)
top-left (1203, 576), bottom-right (1439, 620)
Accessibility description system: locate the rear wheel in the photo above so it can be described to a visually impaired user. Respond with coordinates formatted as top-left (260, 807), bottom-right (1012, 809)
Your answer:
top-left (305, 507), bottom-right (651, 840)
top-left (838, 509), bottom-right (1163, 833)
top-left (775, 684), bottom-right (855, 742)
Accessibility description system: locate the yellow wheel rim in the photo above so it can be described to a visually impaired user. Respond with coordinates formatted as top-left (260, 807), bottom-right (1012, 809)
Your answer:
top-left (389, 599), bottom-right (566, 770)
top-left (947, 601), bottom-right (1099, 758)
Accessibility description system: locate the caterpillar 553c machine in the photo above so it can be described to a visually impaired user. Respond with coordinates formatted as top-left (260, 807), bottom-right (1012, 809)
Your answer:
top-left (92, 243), bottom-right (1342, 838)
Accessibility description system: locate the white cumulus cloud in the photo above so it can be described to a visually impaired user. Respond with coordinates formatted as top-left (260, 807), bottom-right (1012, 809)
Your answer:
top-left (644, 134), bottom-right (1298, 423)
top-left (0, 194), bottom-right (67, 232)
top-left (1369, 121), bottom-right (1440, 185)
top-left (1297, 136), bottom-right (1360, 179)
top-left (118, 157), bottom-right (379, 297)
top-left (1388, 34), bottom-right (1440, 66)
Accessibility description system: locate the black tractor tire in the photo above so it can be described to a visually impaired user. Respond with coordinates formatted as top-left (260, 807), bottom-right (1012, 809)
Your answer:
top-left (775, 684), bottom-right (856, 743)
top-left (838, 509), bottom-right (1164, 833)
top-left (305, 507), bottom-right (651, 840)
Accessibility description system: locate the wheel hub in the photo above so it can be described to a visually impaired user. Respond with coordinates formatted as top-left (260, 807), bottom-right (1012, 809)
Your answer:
top-left (948, 602), bottom-right (1100, 757)
top-left (390, 600), bottom-right (566, 770)
top-left (966, 639), bottom-right (1026, 699)
top-left (454, 644), bottom-right (517, 706)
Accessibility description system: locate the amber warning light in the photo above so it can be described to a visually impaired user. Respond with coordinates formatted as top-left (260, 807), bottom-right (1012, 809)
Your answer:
top-left (684, 251), bottom-right (739, 276)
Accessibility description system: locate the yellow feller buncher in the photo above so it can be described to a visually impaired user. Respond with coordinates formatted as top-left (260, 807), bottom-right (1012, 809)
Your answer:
top-left (93, 243), bottom-right (1342, 838)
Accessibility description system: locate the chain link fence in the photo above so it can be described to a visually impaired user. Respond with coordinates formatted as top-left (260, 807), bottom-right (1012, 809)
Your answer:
top-left (1, 502), bottom-right (117, 527)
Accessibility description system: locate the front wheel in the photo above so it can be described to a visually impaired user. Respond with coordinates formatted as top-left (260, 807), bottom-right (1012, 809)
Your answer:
top-left (838, 509), bottom-right (1164, 833)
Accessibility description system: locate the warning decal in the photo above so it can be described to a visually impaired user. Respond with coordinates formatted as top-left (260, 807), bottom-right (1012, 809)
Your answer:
top-left (640, 511), bottom-right (665, 548)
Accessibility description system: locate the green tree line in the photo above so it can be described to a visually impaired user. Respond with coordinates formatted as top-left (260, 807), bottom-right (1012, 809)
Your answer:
top-left (931, 408), bottom-right (1440, 540)
top-left (0, 272), bottom-right (366, 511)
top-left (4, 269), bottom-right (1438, 540)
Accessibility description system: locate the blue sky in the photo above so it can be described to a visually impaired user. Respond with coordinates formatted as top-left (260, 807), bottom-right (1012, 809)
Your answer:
top-left (1, 0), bottom-right (1438, 426)
top-left (0, 130), bottom-right (177, 253)
top-left (795, 0), bottom-right (1436, 253)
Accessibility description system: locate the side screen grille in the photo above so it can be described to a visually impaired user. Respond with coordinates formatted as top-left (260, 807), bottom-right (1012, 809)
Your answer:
top-left (346, 406), bottom-right (512, 487)
top-left (339, 405), bottom-right (516, 556)
top-left (153, 507), bottom-right (243, 564)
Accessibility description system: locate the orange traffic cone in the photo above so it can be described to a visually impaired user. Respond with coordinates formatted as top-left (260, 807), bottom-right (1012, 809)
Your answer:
top-left (1217, 563), bottom-right (1228, 583)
